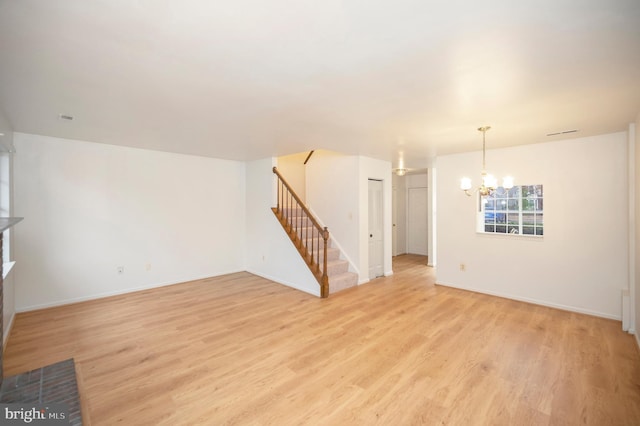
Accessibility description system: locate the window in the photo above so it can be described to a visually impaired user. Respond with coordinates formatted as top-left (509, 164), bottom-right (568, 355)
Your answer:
top-left (481, 185), bottom-right (543, 236)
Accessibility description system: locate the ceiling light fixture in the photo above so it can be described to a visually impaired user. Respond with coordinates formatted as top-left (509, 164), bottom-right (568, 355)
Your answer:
top-left (460, 126), bottom-right (513, 197)
top-left (394, 168), bottom-right (408, 176)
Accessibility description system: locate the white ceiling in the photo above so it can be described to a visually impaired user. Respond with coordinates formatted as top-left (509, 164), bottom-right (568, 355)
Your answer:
top-left (1, 0), bottom-right (639, 169)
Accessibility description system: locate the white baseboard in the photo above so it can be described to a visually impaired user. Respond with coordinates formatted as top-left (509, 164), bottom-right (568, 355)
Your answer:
top-left (16, 269), bottom-right (245, 312)
top-left (436, 281), bottom-right (620, 321)
top-left (246, 269), bottom-right (321, 297)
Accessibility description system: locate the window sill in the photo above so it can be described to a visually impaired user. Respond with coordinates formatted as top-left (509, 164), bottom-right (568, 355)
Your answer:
top-left (3, 261), bottom-right (16, 280)
top-left (476, 232), bottom-right (543, 240)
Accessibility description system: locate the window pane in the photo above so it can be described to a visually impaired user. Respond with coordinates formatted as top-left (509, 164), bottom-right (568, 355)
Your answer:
top-left (522, 226), bottom-right (535, 235)
top-left (485, 212), bottom-right (495, 224)
top-left (508, 226), bottom-right (519, 234)
top-left (496, 213), bottom-right (506, 224)
top-left (535, 198), bottom-right (543, 211)
top-left (485, 224), bottom-right (495, 232)
top-left (535, 213), bottom-right (543, 225)
top-left (507, 213), bottom-right (519, 225)
top-left (507, 199), bottom-right (519, 210)
top-left (508, 186), bottom-right (520, 198)
top-left (522, 213), bottom-right (535, 226)
top-left (496, 199), bottom-right (507, 211)
top-left (535, 227), bottom-right (544, 236)
top-left (485, 199), bottom-right (495, 210)
top-left (534, 185), bottom-right (543, 197)
top-left (496, 225), bottom-right (507, 233)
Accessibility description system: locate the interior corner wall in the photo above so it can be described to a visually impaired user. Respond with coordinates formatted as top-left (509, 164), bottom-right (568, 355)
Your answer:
top-left (13, 133), bottom-right (247, 310)
top-left (305, 150), bottom-right (360, 275)
top-left (427, 160), bottom-right (436, 267)
top-left (359, 157), bottom-right (393, 278)
top-left (245, 157), bottom-right (320, 296)
top-left (436, 132), bottom-right (628, 320)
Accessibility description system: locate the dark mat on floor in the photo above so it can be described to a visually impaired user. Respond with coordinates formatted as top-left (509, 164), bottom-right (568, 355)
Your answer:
top-left (0, 358), bottom-right (82, 425)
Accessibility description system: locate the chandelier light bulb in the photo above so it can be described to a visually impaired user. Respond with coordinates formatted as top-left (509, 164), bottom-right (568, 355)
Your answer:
top-left (483, 174), bottom-right (497, 189)
top-left (460, 177), bottom-right (472, 191)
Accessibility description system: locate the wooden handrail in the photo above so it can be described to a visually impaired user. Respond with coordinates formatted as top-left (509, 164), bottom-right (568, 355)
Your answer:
top-left (272, 166), bottom-right (329, 298)
top-left (273, 167), bottom-right (324, 232)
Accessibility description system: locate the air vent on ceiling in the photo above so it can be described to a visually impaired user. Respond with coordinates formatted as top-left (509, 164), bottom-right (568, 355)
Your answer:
top-left (58, 114), bottom-right (74, 121)
top-left (546, 129), bottom-right (578, 136)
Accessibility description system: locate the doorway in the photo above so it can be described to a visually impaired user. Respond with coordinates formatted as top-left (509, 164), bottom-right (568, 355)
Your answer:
top-left (407, 187), bottom-right (428, 255)
top-left (368, 179), bottom-right (384, 279)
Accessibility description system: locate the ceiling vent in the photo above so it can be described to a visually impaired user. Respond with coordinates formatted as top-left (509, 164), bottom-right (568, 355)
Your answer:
top-left (546, 129), bottom-right (578, 136)
top-left (58, 114), bottom-right (74, 121)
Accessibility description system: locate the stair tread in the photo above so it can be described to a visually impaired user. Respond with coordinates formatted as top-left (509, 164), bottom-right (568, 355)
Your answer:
top-left (328, 271), bottom-right (358, 294)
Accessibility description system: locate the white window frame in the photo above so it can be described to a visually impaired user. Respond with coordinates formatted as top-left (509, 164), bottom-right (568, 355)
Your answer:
top-left (477, 184), bottom-right (544, 237)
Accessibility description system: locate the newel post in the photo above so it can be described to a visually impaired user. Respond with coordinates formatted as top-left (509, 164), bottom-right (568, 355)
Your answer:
top-left (321, 227), bottom-right (329, 298)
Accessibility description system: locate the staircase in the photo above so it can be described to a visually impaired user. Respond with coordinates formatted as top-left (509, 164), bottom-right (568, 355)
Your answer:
top-left (272, 167), bottom-right (358, 297)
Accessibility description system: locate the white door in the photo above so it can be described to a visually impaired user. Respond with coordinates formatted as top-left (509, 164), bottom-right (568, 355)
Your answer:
top-left (408, 187), bottom-right (428, 256)
top-left (368, 179), bottom-right (384, 279)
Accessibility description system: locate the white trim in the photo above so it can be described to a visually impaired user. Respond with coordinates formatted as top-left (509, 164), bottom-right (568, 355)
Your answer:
top-left (246, 269), bottom-right (321, 297)
top-left (16, 269), bottom-right (245, 312)
top-left (636, 332), bottom-right (640, 353)
top-left (436, 281), bottom-right (621, 321)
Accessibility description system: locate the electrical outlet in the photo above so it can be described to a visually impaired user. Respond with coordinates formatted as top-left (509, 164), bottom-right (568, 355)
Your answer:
top-left (459, 263), bottom-right (466, 272)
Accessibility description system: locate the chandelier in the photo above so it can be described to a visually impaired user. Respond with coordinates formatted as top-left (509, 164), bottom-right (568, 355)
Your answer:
top-left (460, 126), bottom-right (513, 196)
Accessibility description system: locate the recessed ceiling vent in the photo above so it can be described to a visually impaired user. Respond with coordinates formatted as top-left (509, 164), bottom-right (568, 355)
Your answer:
top-left (58, 114), bottom-right (74, 121)
top-left (546, 129), bottom-right (578, 136)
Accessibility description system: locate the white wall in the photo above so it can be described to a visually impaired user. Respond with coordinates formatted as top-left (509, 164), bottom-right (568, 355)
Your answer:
top-left (305, 151), bottom-right (392, 282)
top-left (0, 107), bottom-right (14, 153)
top-left (277, 152), bottom-right (307, 201)
top-left (428, 161), bottom-right (436, 267)
top-left (13, 133), bottom-right (246, 310)
top-left (635, 112), bottom-right (640, 345)
top-left (306, 150), bottom-right (360, 274)
top-left (437, 132), bottom-right (628, 320)
top-left (359, 157), bottom-right (393, 278)
top-left (0, 107), bottom-right (16, 347)
top-left (244, 157), bottom-right (320, 296)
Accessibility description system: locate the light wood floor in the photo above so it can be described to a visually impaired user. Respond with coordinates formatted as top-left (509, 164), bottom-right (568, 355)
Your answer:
top-left (5, 255), bottom-right (640, 425)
